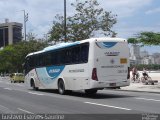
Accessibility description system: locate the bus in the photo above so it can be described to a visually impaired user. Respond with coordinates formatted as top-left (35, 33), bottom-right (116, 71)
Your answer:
top-left (24, 38), bottom-right (130, 95)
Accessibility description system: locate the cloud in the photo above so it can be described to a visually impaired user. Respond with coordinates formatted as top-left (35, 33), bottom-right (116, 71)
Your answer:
top-left (98, 0), bottom-right (153, 18)
top-left (0, 0), bottom-right (66, 38)
top-left (145, 7), bottom-right (160, 14)
top-left (0, 0), bottom-right (156, 39)
top-left (114, 24), bottom-right (160, 39)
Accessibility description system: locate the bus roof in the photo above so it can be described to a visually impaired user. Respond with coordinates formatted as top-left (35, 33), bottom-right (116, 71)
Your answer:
top-left (26, 37), bottom-right (127, 57)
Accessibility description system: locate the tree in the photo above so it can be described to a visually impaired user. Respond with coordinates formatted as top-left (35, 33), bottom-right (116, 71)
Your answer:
top-left (0, 45), bottom-right (15, 73)
top-left (128, 32), bottom-right (160, 46)
top-left (49, 15), bottom-right (65, 43)
top-left (128, 38), bottom-right (140, 45)
top-left (49, 0), bottom-right (117, 43)
top-left (26, 32), bottom-right (37, 41)
top-left (138, 32), bottom-right (160, 46)
top-left (0, 40), bottom-right (48, 73)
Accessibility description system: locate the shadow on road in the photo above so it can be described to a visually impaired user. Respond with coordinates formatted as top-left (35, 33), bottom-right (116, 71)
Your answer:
top-left (30, 89), bottom-right (135, 99)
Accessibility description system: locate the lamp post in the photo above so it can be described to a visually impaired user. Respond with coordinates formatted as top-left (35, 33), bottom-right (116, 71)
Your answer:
top-left (64, 0), bottom-right (67, 42)
top-left (22, 10), bottom-right (28, 41)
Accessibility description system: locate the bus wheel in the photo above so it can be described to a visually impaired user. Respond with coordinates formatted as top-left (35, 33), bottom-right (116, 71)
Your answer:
top-left (58, 80), bottom-right (66, 95)
top-left (31, 80), bottom-right (38, 91)
top-left (85, 89), bottom-right (98, 95)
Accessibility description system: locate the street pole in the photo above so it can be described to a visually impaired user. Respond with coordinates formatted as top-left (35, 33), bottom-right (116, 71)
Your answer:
top-left (64, 0), bottom-right (67, 42)
top-left (22, 10), bottom-right (28, 41)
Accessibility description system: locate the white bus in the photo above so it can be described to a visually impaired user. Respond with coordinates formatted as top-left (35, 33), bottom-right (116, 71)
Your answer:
top-left (24, 38), bottom-right (130, 94)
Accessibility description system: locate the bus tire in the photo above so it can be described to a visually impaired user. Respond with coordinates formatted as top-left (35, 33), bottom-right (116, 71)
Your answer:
top-left (58, 79), bottom-right (66, 95)
top-left (31, 79), bottom-right (38, 91)
top-left (85, 89), bottom-right (98, 95)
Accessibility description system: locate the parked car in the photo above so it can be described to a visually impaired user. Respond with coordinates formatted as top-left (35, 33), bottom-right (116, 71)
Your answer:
top-left (10, 73), bottom-right (24, 83)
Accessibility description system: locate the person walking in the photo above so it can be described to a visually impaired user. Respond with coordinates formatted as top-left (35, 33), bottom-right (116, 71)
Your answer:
top-left (132, 66), bottom-right (137, 82)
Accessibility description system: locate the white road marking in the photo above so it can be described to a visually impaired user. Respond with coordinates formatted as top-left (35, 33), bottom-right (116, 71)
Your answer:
top-left (136, 97), bottom-right (160, 102)
top-left (4, 88), bottom-right (12, 90)
top-left (84, 102), bottom-right (131, 111)
top-left (28, 92), bottom-right (44, 96)
top-left (18, 108), bottom-right (33, 114)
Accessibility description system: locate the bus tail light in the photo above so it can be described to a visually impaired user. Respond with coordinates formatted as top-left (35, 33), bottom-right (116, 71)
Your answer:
top-left (92, 68), bottom-right (98, 81)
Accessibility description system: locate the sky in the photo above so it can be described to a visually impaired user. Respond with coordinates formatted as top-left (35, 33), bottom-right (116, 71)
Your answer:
top-left (0, 0), bottom-right (160, 54)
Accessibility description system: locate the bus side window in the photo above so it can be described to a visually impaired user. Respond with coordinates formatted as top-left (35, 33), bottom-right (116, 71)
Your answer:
top-left (51, 51), bottom-right (58, 65)
top-left (45, 53), bottom-right (52, 66)
top-left (29, 56), bottom-right (34, 68)
top-left (81, 44), bottom-right (89, 63)
top-left (24, 57), bottom-right (30, 74)
top-left (65, 49), bottom-right (72, 64)
top-left (57, 50), bottom-right (63, 65)
top-left (72, 46), bottom-right (80, 63)
top-left (39, 54), bottom-right (44, 67)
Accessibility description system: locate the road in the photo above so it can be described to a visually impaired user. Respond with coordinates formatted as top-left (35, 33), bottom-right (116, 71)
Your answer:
top-left (0, 77), bottom-right (160, 120)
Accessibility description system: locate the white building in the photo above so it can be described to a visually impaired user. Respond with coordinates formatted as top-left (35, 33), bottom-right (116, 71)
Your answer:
top-left (130, 44), bottom-right (141, 64)
top-left (141, 55), bottom-right (155, 65)
top-left (152, 53), bottom-right (160, 64)
top-left (140, 50), bottom-right (149, 57)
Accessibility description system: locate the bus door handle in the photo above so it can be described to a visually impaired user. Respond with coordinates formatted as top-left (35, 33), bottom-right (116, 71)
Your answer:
top-left (73, 79), bottom-right (76, 80)
top-left (85, 79), bottom-right (88, 80)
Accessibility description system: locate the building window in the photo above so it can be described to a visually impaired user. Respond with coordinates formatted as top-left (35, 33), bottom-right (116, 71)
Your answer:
top-left (13, 26), bottom-right (22, 43)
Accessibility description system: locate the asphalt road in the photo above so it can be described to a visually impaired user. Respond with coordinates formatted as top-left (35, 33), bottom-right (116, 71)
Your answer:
top-left (0, 77), bottom-right (160, 120)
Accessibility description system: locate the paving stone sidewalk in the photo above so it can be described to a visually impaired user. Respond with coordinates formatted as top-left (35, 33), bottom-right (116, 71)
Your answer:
top-left (121, 80), bottom-right (160, 93)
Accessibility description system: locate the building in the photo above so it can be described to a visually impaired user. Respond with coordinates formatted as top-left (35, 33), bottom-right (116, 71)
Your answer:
top-left (0, 19), bottom-right (22, 48)
top-left (130, 44), bottom-right (141, 64)
top-left (152, 53), bottom-right (160, 64)
top-left (140, 50), bottom-right (149, 58)
top-left (129, 44), bottom-right (160, 65)
top-left (141, 55), bottom-right (155, 65)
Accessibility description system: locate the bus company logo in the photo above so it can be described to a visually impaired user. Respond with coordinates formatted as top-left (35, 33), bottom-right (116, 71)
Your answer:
top-left (49, 69), bottom-right (60, 74)
top-left (110, 59), bottom-right (115, 64)
top-left (105, 52), bottom-right (120, 56)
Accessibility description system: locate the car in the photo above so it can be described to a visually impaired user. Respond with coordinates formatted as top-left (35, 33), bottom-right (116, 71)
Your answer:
top-left (10, 73), bottom-right (24, 83)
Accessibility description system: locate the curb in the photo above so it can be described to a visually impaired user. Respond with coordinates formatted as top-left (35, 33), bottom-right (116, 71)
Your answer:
top-left (117, 88), bottom-right (160, 94)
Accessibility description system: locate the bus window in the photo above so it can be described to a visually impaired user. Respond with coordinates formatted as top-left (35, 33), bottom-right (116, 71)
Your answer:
top-left (51, 51), bottom-right (58, 65)
top-left (64, 48), bottom-right (72, 64)
top-left (81, 44), bottom-right (89, 63)
top-left (72, 46), bottom-right (80, 63)
top-left (45, 52), bottom-right (52, 66)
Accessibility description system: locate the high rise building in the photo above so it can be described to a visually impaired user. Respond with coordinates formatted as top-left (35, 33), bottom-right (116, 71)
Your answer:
top-left (130, 44), bottom-right (141, 64)
top-left (140, 50), bottom-right (149, 58)
top-left (0, 19), bottom-right (22, 48)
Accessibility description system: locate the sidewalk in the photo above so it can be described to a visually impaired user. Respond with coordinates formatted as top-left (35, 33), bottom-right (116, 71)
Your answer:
top-left (120, 71), bottom-right (160, 93)
top-left (121, 82), bottom-right (160, 93)
top-left (121, 77), bottom-right (160, 93)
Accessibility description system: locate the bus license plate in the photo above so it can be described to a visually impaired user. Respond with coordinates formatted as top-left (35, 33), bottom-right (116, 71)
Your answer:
top-left (110, 83), bottom-right (116, 87)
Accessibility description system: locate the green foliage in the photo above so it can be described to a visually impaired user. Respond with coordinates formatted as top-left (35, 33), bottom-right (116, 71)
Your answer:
top-left (0, 45), bottom-right (15, 73)
top-left (128, 32), bottom-right (160, 46)
top-left (26, 32), bottom-right (37, 41)
top-left (138, 32), bottom-right (160, 46)
top-left (127, 38), bottom-right (140, 44)
top-left (0, 40), bottom-right (47, 73)
top-left (49, 0), bottom-right (117, 42)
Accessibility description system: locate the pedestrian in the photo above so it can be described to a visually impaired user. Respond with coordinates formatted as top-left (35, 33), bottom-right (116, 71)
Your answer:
top-left (142, 68), bottom-right (148, 80)
top-left (132, 66), bottom-right (137, 82)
